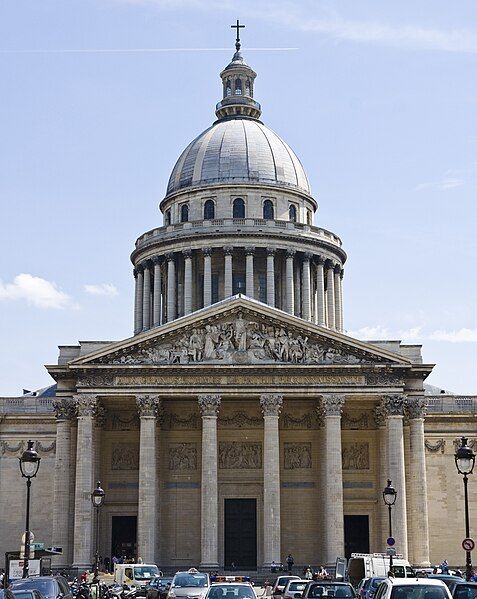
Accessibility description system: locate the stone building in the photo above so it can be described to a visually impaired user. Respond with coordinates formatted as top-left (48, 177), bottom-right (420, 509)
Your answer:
top-left (1, 37), bottom-right (476, 572)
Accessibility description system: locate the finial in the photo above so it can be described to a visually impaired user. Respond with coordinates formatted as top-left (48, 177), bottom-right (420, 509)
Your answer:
top-left (231, 19), bottom-right (245, 52)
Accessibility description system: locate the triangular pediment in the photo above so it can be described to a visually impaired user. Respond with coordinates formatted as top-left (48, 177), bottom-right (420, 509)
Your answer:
top-left (70, 296), bottom-right (410, 367)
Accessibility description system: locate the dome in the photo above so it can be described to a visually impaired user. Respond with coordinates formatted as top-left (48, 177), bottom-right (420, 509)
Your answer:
top-left (166, 119), bottom-right (311, 197)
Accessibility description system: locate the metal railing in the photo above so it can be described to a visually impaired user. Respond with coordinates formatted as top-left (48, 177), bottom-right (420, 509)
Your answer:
top-left (426, 396), bottom-right (477, 413)
top-left (0, 397), bottom-right (55, 414)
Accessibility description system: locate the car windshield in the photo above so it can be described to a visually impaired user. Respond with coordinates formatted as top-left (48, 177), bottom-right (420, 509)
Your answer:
top-left (207, 585), bottom-right (255, 599)
top-left (289, 584), bottom-right (307, 592)
top-left (153, 579), bottom-right (172, 587)
top-left (370, 581), bottom-right (385, 590)
top-left (173, 574), bottom-right (208, 588)
top-left (390, 585), bottom-right (449, 599)
top-left (12, 593), bottom-right (35, 599)
top-left (279, 579), bottom-right (297, 587)
top-left (11, 581), bottom-right (55, 599)
top-left (308, 585), bottom-right (354, 598)
top-left (134, 567), bottom-right (160, 580)
top-left (455, 587), bottom-right (477, 599)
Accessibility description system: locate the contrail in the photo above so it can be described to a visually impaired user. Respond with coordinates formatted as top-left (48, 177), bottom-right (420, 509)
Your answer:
top-left (0, 47), bottom-right (298, 54)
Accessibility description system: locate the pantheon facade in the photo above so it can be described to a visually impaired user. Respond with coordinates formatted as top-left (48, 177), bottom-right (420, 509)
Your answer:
top-left (0, 37), bottom-right (476, 572)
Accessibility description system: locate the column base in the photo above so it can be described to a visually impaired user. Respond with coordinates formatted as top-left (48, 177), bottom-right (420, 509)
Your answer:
top-left (199, 562), bottom-right (220, 571)
top-left (72, 563), bottom-right (93, 570)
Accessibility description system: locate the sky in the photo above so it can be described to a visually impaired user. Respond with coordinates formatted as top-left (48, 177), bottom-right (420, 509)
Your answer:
top-left (0, 0), bottom-right (476, 395)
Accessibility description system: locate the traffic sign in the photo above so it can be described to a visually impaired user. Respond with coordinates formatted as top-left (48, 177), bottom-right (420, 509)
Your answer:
top-left (462, 538), bottom-right (475, 551)
top-left (387, 537), bottom-right (396, 546)
top-left (386, 548), bottom-right (397, 556)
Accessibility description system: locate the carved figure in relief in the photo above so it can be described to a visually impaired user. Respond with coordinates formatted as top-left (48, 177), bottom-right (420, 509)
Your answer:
top-left (169, 443), bottom-right (197, 470)
top-left (342, 443), bottom-right (369, 470)
top-left (219, 442), bottom-right (262, 469)
top-left (234, 314), bottom-right (247, 351)
top-left (284, 443), bottom-right (312, 469)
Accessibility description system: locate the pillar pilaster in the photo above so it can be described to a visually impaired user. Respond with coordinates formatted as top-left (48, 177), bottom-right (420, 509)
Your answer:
top-left (166, 253), bottom-right (176, 321)
top-left (334, 264), bottom-right (342, 332)
top-left (245, 247), bottom-right (255, 299)
top-left (134, 266), bottom-right (144, 335)
top-left (285, 249), bottom-right (295, 314)
top-left (266, 249), bottom-right (276, 307)
top-left (203, 248), bottom-right (212, 307)
top-left (326, 260), bottom-right (335, 329)
top-left (224, 246), bottom-right (233, 298)
top-left (152, 257), bottom-right (162, 327)
top-left (316, 256), bottom-right (326, 326)
top-left (142, 261), bottom-right (151, 331)
top-left (374, 403), bottom-right (389, 547)
top-left (183, 249), bottom-right (193, 315)
top-left (302, 253), bottom-right (312, 321)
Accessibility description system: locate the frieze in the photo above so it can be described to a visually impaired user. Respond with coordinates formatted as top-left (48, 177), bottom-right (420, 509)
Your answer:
top-left (169, 443), bottom-right (197, 470)
top-left (425, 439), bottom-right (446, 454)
top-left (111, 443), bottom-right (139, 470)
top-left (365, 372), bottom-right (405, 386)
top-left (280, 411), bottom-right (322, 430)
top-left (342, 442), bottom-right (370, 470)
top-left (108, 412), bottom-right (140, 431)
top-left (114, 374), bottom-right (365, 387)
top-left (162, 412), bottom-right (199, 430)
top-left (342, 412), bottom-right (370, 430)
top-left (218, 411), bottom-right (262, 428)
top-left (219, 442), bottom-right (262, 469)
top-left (284, 443), bottom-right (312, 469)
top-left (78, 372), bottom-right (115, 387)
top-left (35, 441), bottom-right (56, 455)
top-left (0, 440), bottom-right (25, 456)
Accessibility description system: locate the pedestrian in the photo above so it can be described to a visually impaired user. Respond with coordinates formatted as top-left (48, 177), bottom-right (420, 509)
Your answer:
top-left (318, 566), bottom-right (328, 580)
top-left (305, 567), bottom-right (312, 580)
top-left (441, 560), bottom-right (449, 575)
top-left (264, 581), bottom-right (272, 597)
top-left (286, 554), bottom-right (294, 574)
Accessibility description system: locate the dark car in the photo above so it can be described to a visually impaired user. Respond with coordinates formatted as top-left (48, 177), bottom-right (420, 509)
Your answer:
top-left (0, 590), bottom-right (16, 599)
top-left (11, 590), bottom-right (46, 599)
top-left (146, 577), bottom-right (173, 599)
top-left (299, 582), bottom-right (357, 599)
top-left (10, 577), bottom-right (72, 599)
top-left (358, 579), bottom-right (386, 599)
top-left (447, 582), bottom-right (477, 599)
top-left (428, 577), bottom-right (465, 590)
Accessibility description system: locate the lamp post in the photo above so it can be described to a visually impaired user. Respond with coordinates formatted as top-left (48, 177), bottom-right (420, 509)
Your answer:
top-left (455, 437), bottom-right (476, 581)
top-left (19, 440), bottom-right (41, 579)
top-left (91, 481), bottom-right (105, 577)
top-left (383, 479), bottom-right (397, 574)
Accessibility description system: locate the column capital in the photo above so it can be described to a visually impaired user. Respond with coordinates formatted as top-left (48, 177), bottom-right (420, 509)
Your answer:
top-left (133, 267), bottom-right (138, 278)
top-left (286, 249), bottom-right (296, 259)
top-left (260, 393), bottom-right (283, 417)
top-left (182, 248), bottom-right (192, 259)
top-left (340, 268), bottom-right (345, 279)
top-left (321, 393), bottom-right (345, 416)
top-left (152, 255), bottom-right (162, 266)
top-left (245, 246), bottom-right (255, 256)
top-left (303, 252), bottom-right (312, 262)
top-left (325, 259), bottom-right (335, 271)
top-left (53, 398), bottom-right (76, 421)
top-left (74, 394), bottom-right (98, 417)
top-left (95, 404), bottom-right (107, 428)
top-left (315, 255), bottom-right (326, 266)
top-left (136, 394), bottom-right (162, 418)
top-left (198, 394), bottom-right (221, 417)
top-left (381, 393), bottom-right (406, 416)
top-left (266, 247), bottom-right (276, 257)
top-left (406, 397), bottom-right (428, 420)
top-left (224, 245), bottom-right (234, 256)
top-left (165, 252), bottom-right (175, 262)
top-left (334, 263), bottom-right (342, 275)
top-left (202, 247), bottom-right (213, 257)
top-left (136, 263), bottom-right (144, 274)
top-left (142, 259), bottom-right (152, 270)
top-left (373, 403), bottom-right (387, 427)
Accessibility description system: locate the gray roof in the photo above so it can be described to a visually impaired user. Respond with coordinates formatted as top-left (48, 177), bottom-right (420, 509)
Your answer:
top-left (166, 118), bottom-right (311, 196)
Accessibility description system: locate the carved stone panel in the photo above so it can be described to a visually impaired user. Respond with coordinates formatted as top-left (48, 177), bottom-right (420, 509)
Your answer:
top-left (342, 442), bottom-right (370, 470)
top-left (107, 411), bottom-right (140, 431)
top-left (284, 443), bottom-right (312, 469)
top-left (169, 443), bottom-right (197, 471)
top-left (162, 411), bottom-right (199, 430)
top-left (342, 412), bottom-right (370, 430)
top-left (111, 443), bottom-right (140, 471)
top-left (425, 439), bottom-right (446, 453)
top-left (280, 411), bottom-right (322, 430)
top-left (218, 442), bottom-right (262, 469)
top-left (218, 411), bottom-right (262, 428)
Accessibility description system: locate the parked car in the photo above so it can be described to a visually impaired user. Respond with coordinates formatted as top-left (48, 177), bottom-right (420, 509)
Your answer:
top-left (273, 577), bottom-right (301, 597)
top-left (427, 577), bottom-right (465, 590)
top-left (357, 579), bottom-right (386, 599)
top-left (167, 569), bottom-right (210, 599)
top-left (373, 577), bottom-right (452, 599)
top-left (11, 590), bottom-right (45, 599)
top-left (447, 582), bottom-right (477, 599)
top-left (347, 555), bottom-right (414, 588)
top-left (146, 578), bottom-right (173, 599)
top-left (0, 590), bottom-right (16, 599)
top-left (299, 582), bottom-right (356, 599)
top-left (283, 581), bottom-right (308, 599)
top-left (10, 577), bottom-right (72, 599)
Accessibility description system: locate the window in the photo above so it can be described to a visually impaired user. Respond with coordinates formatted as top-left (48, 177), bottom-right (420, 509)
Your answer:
top-left (289, 204), bottom-right (297, 222)
top-left (245, 79), bottom-right (251, 95)
top-left (235, 78), bottom-right (242, 95)
top-left (180, 203), bottom-right (189, 223)
top-left (204, 199), bottom-right (215, 220)
top-left (233, 198), bottom-right (245, 218)
top-left (263, 199), bottom-right (274, 220)
top-left (164, 209), bottom-right (171, 226)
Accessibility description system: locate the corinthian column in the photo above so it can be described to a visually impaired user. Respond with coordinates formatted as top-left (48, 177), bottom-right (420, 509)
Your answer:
top-left (407, 397), bottom-right (430, 566)
top-left (183, 249), bottom-right (192, 316)
top-left (285, 250), bottom-right (295, 314)
top-left (326, 261), bottom-right (335, 329)
top-left (73, 395), bottom-right (98, 568)
top-left (198, 394), bottom-right (221, 569)
top-left (302, 253), bottom-right (311, 321)
top-left (142, 261), bottom-right (151, 331)
top-left (52, 398), bottom-right (76, 566)
top-left (374, 403), bottom-right (389, 547)
top-left (316, 257), bottom-right (326, 326)
top-left (381, 394), bottom-right (408, 560)
top-left (134, 266), bottom-right (144, 335)
top-left (245, 247), bottom-right (255, 299)
top-left (203, 248), bottom-right (212, 307)
top-left (266, 249), bottom-right (276, 307)
top-left (334, 265), bottom-right (342, 332)
top-left (321, 394), bottom-right (345, 564)
top-left (166, 253), bottom-right (176, 321)
top-left (152, 257), bottom-right (162, 327)
top-left (224, 246), bottom-right (233, 298)
top-left (260, 393), bottom-right (283, 567)
top-left (136, 395), bottom-right (161, 564)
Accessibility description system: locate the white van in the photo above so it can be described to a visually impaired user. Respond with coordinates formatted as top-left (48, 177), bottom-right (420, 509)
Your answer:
top-left (346, 553), bottom-right (415, 587)
top-left (114, 564), bottom-right (163, 593)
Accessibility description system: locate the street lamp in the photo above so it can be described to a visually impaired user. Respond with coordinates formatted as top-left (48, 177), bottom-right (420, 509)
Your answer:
top-left (383, 479), bottom-right (397, 574)
top-left (455, 437), bottom-right (475, 581)
top-left (91, 481), bottom-right (105, 577)
top-left (18, 440), bottom-right (41, 579)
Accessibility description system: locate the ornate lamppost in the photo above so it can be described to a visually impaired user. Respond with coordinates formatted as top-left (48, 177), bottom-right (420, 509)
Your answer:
top-left (383, 479), bottom-right (397, 574)
top-left (91, 481), bottom-right (105, 577)
top-left (455, 437), bottom-right (475, 581)
top-left (19, 440), bottom-right (41, 579)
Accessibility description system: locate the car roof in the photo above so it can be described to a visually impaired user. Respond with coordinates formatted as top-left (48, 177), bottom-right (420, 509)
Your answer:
top-left (454, 583), bottom-right (477, 587)
top-left (388, 579), bottom-right (447, 586)
top-left (309, 582), bottom-right (352, 586)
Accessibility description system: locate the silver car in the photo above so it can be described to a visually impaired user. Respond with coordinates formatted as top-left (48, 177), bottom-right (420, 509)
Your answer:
top-left (168, 569), bottom-right (210, 599)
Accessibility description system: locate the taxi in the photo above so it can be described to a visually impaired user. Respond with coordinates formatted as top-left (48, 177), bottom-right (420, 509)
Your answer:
top-left (205, 576), bottom-right (257, 599)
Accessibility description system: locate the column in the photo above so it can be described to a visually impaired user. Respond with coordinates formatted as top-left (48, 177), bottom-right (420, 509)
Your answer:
top-left (198, 394), bottom-right (221, 569)
top-left (285, 249), bottom-right (295, 314)
top-left (136, 395), bottom-right (161, 564)
top-left (294, 257), bottom-right (301, 316)
top-left (334, 265), bottom-right (342, 332)
top-left (260, 393), bottom-right (283, 567)
top-left (73, 395), bottom-right (97, 568)
top-left (266, 249), bottom-right (276, 307)
top-left (142, 261), bottom-right (151, 331)
top-left (407, 397), bottom-right (430, 566)
top-left (302, 253), bottom-right (311, 321)
top-left (52, 399), bottom-right (76, 566)
top-left (224, 246), bottom-right (233, 298)
top-left (245, 247), bottom-right (255, 299)
top-left (339, 269), bottom-right (344, 331)
top-left (321, 394), bottom-right (345, 564)
top-left (183, 249), bottom-right (193, 316)
top-left (374, 403), bottom-right (389, 548)
top-left (166, 253), bottom-right (176, 322)
top-left (381, 394), bottom-right (408, 560)
top-left (316, 257), bottom-right (326, 326)
top-left (203, 247), bottom-right (212, 307)
top-left (134, 266), bottom-right (144, 335)
top-left (326, 260), bottom-right (335, 329)
top-left (152, 257), bottom-right (162, 327)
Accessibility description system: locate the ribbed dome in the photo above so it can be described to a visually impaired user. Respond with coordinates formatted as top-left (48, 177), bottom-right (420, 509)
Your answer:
top-left (166, 119), bottom-right (311, 197)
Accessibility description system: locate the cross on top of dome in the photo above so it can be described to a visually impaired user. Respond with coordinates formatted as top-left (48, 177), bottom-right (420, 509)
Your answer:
top-left (231, 19), bottom-right (245, 52)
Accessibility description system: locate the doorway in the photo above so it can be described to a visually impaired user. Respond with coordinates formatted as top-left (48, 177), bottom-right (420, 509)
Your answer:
top-left (344, 515), bottom-right (369, 558)
top-left (111, 516), bottom-right (137, 561)
top-left (224, 499), bottom-right (257, 570)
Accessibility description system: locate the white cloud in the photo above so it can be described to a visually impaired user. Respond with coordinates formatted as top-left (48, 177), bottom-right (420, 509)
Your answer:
top-left (0, 273), bottom-right (73, 309)
top-left (429, 329), bottom-right (477, 343)
top-left (415, 177), bottom-right (465, 191)
top-left (84, 283), bottom-right (119, 297)
top-left (347, 325), bottom-right (422, 341)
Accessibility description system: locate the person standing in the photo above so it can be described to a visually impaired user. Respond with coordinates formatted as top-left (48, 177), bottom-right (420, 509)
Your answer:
top-left (286, 554), bottom-right (294, 574)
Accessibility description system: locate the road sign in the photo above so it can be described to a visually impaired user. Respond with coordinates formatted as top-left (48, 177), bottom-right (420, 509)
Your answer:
top-left (463, 538), bottom-right (475, 551)
top-left (387, 537), bottom-right (396, 546)
top-left (386, 548), bottom-right (397, 556)
top-left (32, 543), bottom-right (45, 551)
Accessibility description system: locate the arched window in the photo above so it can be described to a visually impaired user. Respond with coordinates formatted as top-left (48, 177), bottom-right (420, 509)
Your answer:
top-left (263, 199), bottom-right (274, 220)
top-left (233, 198), bottom-right (246, 218)
top-left (164, 209), bottom-right (171, 226)
top-left (235, 78), bottom-right (242, 95)
top-left (226, 79), bottom-right (232, 97)
top-left (204, 199), bottom-right (215, 220)
top-left (245, 79), bottom-right (251, 96)
top-left (180, 203), bottom-right (189, 223)
top-left (289, 204), bottom-right (297, 222)
top-left (307, 210), bottom-right (312, 225)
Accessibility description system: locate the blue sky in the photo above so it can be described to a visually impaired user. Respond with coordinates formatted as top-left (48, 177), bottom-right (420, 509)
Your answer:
top-left (1, 0), bottom-right (476, 395)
